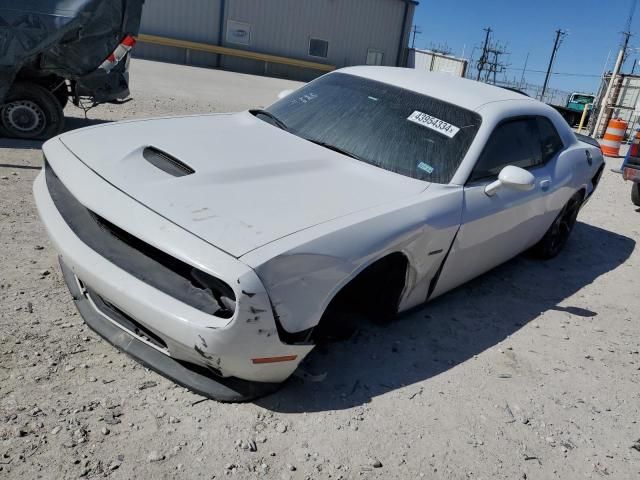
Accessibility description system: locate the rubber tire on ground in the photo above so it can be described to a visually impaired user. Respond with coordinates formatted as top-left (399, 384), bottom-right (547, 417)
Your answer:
top-left (632, 183), bottom-right (640, 207)
top-left (529, 191), bottom-right (583, 260)
top-left (0, 82), bottom-right (64, 140)
top-left (52, 85), bottom-right (69, 111)
top-left (35, 77), bottom-right (69, 110)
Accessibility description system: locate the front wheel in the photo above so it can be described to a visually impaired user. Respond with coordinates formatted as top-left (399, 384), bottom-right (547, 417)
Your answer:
top-left (632, 183), bottom-right (640, 207)
top-left (529, 192), bottom-right (583, 260)
top-left (0, 82), bottom-right (64, 139)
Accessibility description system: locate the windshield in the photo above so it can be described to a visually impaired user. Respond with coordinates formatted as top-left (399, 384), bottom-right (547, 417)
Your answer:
top-left (570, 94), bottom-right (595, 104)
top-left (262, 72), bottom-right (481, 183)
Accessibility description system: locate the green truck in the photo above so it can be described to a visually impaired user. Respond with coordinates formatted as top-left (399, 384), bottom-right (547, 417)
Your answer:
top-left (551, 92), bottom-right (596, 127)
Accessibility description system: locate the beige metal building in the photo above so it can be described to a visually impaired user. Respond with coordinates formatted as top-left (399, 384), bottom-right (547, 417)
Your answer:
top-left (408, 48), bottom-right (468, 77)
top-left (135, 0), bottom-right (418, 81)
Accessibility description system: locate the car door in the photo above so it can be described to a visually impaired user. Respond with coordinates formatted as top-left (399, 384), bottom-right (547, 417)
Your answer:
top-left (431, 116), bottom-right (557, 297)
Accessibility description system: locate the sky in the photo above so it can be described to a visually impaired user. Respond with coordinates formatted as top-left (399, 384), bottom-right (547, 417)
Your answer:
top-left (412, 0), bottom-right (639, 94)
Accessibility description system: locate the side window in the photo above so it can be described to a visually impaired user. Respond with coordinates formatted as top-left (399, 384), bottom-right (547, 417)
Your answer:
top-left (537, 117), bottom-right (564, 162)
top-left (366, 49), bottom-right (384, 65)
top-left (470, 118), bottom-right (541, 182)
top-left (309, 38), bottom-right (329, 58)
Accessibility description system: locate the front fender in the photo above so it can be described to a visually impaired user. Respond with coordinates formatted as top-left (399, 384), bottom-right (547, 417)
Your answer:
top-left (256, 252), bottom-right (355, 336)
top-left (250, 187), bottom-right (464, 334)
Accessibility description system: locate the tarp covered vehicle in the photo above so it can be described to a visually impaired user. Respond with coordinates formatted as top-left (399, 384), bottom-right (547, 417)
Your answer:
top-left (0, 0), bottom-right (144, 139)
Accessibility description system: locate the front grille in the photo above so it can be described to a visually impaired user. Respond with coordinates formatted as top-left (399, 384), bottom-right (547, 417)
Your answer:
top-left (87, 285), bottom-right (169, 351)
top-left (44, 160), bottom-right (235, 318)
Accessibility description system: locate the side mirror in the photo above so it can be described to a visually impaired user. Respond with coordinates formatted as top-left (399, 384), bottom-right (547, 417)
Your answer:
top-left (277, 89), bottom-right (295, 100)
top-left (484, 165), bottom-right (535, 196)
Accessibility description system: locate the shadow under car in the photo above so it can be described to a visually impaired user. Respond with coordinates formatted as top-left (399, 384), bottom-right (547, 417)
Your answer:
top-left (258, 221), bottom-right (635, 413)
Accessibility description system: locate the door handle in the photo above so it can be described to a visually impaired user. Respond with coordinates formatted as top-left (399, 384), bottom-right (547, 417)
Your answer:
top-left (539, 179), bottom-right (551, 191)
top-left (585, 150), bottom-right (593, 166)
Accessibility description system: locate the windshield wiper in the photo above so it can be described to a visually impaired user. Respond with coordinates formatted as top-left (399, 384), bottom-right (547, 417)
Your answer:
top-left (251, 109), bottom-right (289, 131)
top-left (303, 138), bottom-right (361, 160)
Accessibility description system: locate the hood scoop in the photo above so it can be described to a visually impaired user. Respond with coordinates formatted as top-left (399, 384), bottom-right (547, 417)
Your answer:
top-left (143, 147), bottom-right (195, 177)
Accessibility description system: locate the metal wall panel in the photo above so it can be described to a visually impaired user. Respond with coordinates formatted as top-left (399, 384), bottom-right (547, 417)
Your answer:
top-left (138, 0), bottom-right (222, 42)
top-left (135, 0), bottom-right (414, 80)
top-left (222, 0), bottom-right (407, 66)
top-left (135, 0), bottom-right (222, 67)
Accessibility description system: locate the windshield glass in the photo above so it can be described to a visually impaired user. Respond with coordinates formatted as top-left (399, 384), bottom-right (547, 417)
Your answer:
top-left (570, 94), bottom-right (595, 104)
top-left (263, 72), bottom-right (482, 183)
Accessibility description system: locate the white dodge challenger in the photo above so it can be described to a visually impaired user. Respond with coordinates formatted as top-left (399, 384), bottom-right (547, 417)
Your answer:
top-left (34, 67), bottom-right (604, 401)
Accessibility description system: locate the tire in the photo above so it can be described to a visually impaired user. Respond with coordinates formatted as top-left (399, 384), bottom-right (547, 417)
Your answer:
top-left (529, 192), bottom-right (583, 260)
top-left (312, 310), bottom-right (360, 343)
top-left (52, 85), bottom-right (69, 110)
top-left (0, 82), bottom-right (64, 139)
top-left (632, 183), bottom-right (640, 207)
top-left (35, 77), bottom-right (69, 110)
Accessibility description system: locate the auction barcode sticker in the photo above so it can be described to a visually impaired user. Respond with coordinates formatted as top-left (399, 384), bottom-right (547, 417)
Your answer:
top-left (407, 111), bottom-right (460, 138)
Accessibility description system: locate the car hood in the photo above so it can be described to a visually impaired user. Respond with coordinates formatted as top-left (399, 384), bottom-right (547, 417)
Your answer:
top-left (60, 112), bottom-right (428, 257)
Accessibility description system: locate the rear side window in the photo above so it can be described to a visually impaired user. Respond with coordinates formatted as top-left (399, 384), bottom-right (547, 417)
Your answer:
top-left (537, 117), bottom-right (564, 162)
top-left (470, 118), bottom-right (541, 181)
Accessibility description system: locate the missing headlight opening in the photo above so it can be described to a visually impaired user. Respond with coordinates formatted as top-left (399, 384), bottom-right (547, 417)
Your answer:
top-left (44, 160), bottom-right (236, 318)
top-left (190, 269), bottom-right (236, 318)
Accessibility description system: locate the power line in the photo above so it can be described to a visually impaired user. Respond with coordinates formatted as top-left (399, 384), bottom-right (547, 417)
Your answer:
top-left (504, 67), bottom-right (601, 78)
top-left (427, 41), bottom-right (453, 56)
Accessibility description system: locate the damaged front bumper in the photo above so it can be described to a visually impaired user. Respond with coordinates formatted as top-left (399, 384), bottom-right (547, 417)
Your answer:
top-left (58, 258), bottom-right (278, 402)
top-left (33, 139), bottom-right (313, 400)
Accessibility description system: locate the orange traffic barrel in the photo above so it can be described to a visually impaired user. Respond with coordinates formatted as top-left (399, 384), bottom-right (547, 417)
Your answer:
top-left (629, 129), bottom-right (640, 157)
top-left (601, 118), bottom-right (628, 157)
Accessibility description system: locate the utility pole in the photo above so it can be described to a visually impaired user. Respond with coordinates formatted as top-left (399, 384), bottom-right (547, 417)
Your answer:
top-left (410, 25), bottom-right (422, 49)
top-left (621, 0), bottom-right (638, 70)
top-left (476, 27), bottom-right (492, 81)
top-left (520, 52), bottom-right (530, 88)
top-left (484, 44), bottom-right (508, 84)
top-left (591, 0), bottom-right (637, 136)
top-left (620, 30), bottom-right (633, 70)
top-left (540, 29), bottom-right (567, 102)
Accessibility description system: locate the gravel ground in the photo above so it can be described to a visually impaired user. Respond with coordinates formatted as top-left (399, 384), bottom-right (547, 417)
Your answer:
top-left (1, 59), bottom-right (640, 479)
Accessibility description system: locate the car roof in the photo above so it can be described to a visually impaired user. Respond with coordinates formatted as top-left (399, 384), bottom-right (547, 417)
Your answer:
top-left (337, 66), bottom-right (535, 111)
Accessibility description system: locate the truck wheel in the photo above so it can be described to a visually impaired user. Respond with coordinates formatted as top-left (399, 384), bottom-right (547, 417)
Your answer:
top-left (52, 85), bottom-right (69, 110)
top-left (0, 82), bottom-right (64, 139)
top-left (632, 183), bottom-right (640, 207)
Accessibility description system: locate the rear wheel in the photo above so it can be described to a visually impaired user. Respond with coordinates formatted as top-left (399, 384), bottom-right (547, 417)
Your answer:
top-left (529, 192), bottom-right (583, 260)
top-left (0, 82), bottom-right (64, 139)
top-left (632, 183), bottom-right (640, 207)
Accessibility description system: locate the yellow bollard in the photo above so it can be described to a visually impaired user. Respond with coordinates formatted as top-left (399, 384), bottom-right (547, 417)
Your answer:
top-left (577, 103), bottom-right (591, 133)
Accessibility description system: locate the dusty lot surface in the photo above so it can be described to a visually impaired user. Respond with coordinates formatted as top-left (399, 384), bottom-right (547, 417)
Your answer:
top-left (1, 59), bottom-right (640, 479)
